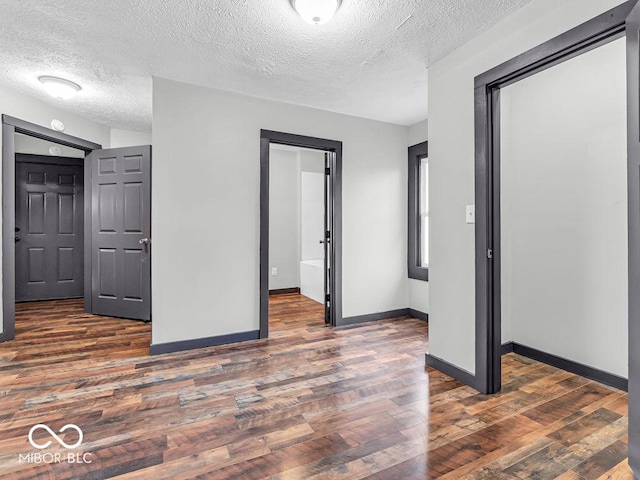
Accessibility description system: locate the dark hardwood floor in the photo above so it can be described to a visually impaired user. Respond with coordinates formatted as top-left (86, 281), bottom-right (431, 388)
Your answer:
top-left (12, 299), bottom-right (152, 361)
top-left (268, 292), bottom-right (325, 332)
top-left (0, 295), bottom-right (631, 479)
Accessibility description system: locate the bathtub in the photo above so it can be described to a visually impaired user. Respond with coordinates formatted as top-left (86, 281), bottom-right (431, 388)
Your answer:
top-left (300, 259), bottom-right (324, 304)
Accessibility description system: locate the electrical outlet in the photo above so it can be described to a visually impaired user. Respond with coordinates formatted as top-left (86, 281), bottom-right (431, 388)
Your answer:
top-left (271, 267), bottom-right (278, 276)
top-left (466, 205), bottom-right (475, 224)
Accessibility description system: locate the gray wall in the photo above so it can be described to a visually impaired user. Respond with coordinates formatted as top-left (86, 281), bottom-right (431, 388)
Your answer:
top-left (501, 37), bottom-right (627, 377)
top-left (427, 0), bottom-right (627, 374)
top-left (152, 78), bottom-right (409, 345)
top-left (269, 148), bottom-right (300, 290)
top-left (110, 128), bottom-right (152, 148)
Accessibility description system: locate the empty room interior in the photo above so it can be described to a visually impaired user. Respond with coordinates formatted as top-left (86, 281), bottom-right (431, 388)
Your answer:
top-left (1, 0), bottom-right (639, 478)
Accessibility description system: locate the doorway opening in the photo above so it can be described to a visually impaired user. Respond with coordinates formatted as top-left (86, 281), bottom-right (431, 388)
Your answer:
top-left (267, 144), bottom-right (327, 330)
top-left (473, 3), bottom-right (640, 474)
top-left (498, 36), bottom-right (627, 390)
top-left (1, 115), bottom-right (152, 353)
top-left (14, 135), bottom-right (86, 303)
top-left (473, 1), bottom-right (635, 396)
top-left (259, 130), bottom-right (342, 338)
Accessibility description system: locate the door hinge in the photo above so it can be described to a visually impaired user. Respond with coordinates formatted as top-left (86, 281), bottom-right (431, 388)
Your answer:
top-left (487, 249), bottom-right (493, 259)
top-left (325, 167), bottom-right (331, 175)
top-left (325, 294), bottom-right (330, 303)
top-left (325, 230), bottom-right (331, 240)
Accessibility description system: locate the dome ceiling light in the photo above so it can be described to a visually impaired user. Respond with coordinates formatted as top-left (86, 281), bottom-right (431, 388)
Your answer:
top-left (38, 76), bottom-right (81, 100)
top-left (291, 0), bottom-right (342, 25)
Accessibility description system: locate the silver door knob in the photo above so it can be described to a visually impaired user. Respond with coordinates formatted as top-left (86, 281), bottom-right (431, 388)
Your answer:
top-left (139, 238), bottom-right (150, 245)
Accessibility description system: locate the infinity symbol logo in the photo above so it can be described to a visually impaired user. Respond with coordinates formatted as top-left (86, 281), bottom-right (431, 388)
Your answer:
top-left (28, 424), bottom-right (83, 450)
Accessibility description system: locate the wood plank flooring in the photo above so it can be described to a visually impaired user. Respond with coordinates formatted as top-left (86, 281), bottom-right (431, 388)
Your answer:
top-left (0, 294), bottom-right (632, 479)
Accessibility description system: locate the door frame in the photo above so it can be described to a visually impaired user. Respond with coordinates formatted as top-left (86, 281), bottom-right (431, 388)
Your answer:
top-left (474, 0), bottom-right (639, 473)
top-left (259, 130), bottom-right (343, 338)
top-left (474, 0), bottom-right (634, 393)
top-left (1, 114), bottom-right (101, 342)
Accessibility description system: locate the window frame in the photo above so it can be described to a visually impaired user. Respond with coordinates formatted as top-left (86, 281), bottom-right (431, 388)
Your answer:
top-left (408, 141), bottom-right (429, 281)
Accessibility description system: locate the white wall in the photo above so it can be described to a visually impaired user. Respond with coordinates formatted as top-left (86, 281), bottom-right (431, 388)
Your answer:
top-left (300, 149), bottom-right (325, 262)
top-left (110, 128), bottom-right (152, 148)
top-left (500, 38), bottom-right (627, 377)
top-left (301, 172), bottom-right (324, 261)
top-left (13, 124), bottom-right (150, 157)
top-left (300, 149), bottom-right (325, 174)
top-left (14, 133), bottom-right (85, 158)
top-left (0, 86), bottom-right (111, 334)
top-left (408, 120), bottom-right (428, 147)
top-left (428, 0), bottom-right (627, 374)
top-left (408, 119), bottom-right (430, 315)
top-left (152, 78), bottom-right (409, 345)
top-left (269, 148), bottom-right (300, 290)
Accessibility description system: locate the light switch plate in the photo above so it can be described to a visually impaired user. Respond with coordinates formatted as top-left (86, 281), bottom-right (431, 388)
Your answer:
top-left (271, 267), bottom-right (278, 276)
top-left (466, 205), bottom-right (475, 224)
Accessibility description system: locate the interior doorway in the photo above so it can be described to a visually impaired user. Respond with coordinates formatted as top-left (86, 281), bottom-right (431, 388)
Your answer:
top-left (259, 130), bottom-right (342, 338)
top-left (498, 36), bottom-right (627, 389)
top-left (473, 4), bottom-right (640, 475)
top-left (15, 145), bottom-right (85, 302)
top-left (267, 144), bottom-right (327, 328)
top-left (473, 1), bottom-right (635, 396)
top-left (1, 114), bottom-right (152, 346)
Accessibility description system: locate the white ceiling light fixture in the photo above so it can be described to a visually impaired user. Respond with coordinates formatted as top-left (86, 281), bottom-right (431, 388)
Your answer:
top-left (38, 76), bottom-right (81, 100)
top-left (291, 0), bottom-right (341, 25)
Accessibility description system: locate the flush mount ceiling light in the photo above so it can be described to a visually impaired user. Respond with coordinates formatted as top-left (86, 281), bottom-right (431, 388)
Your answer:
top-left (291, 0), bottom-right (341, 25)
top-left (38, 76), bottom-right (81, 100)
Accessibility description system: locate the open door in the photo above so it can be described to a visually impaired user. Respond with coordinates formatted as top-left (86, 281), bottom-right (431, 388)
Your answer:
top-left (323, 152), bottom-right (332, 324)
top-left (626, 2), bottom-right (640, 475)
top-left (85, 145), bottom-right (151, 321)
top-left (323, 151), bottom-right (338, 326)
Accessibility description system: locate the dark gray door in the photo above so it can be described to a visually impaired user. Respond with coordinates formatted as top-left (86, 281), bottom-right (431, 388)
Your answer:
top-left (86, 146), bottom-right (151, 321)
top-left (324, 152), bottom-right (336, 325)
top-left (15, 157), bottom-right (84, 302)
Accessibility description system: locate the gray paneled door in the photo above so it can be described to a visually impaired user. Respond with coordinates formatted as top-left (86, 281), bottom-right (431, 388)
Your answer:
top-left (15, 157), bottom-right (84, 302)
top-left (323, 152), bottom-right (332, 324)
top-left (87, 146), bottom-right (151, 321)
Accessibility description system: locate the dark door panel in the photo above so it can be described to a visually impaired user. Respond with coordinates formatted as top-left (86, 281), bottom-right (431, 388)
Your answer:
top-left (87, 146), bottom-right (151, 321)
top-left (15, 158), bottom-right (84, 302)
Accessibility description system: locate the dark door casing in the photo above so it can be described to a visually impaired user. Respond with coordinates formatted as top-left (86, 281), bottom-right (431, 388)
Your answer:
top-left (15, 157), bottom-right (84, 302)
top-left (323, 152), bottom-right (332, 324)
top-left (87, 146), bottom-right (151, 321)
top-left (626, 1), bottom-right (640, 474)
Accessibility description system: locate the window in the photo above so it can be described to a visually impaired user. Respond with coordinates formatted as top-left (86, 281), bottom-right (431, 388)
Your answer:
top-left (419, 156), bottom-right (429, 267)
top-left (408, 141), bottom-right (429, 281)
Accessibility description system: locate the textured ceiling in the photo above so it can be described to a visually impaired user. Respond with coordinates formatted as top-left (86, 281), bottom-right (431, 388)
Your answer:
top-left (0, 0), bottom-right (532, 132)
